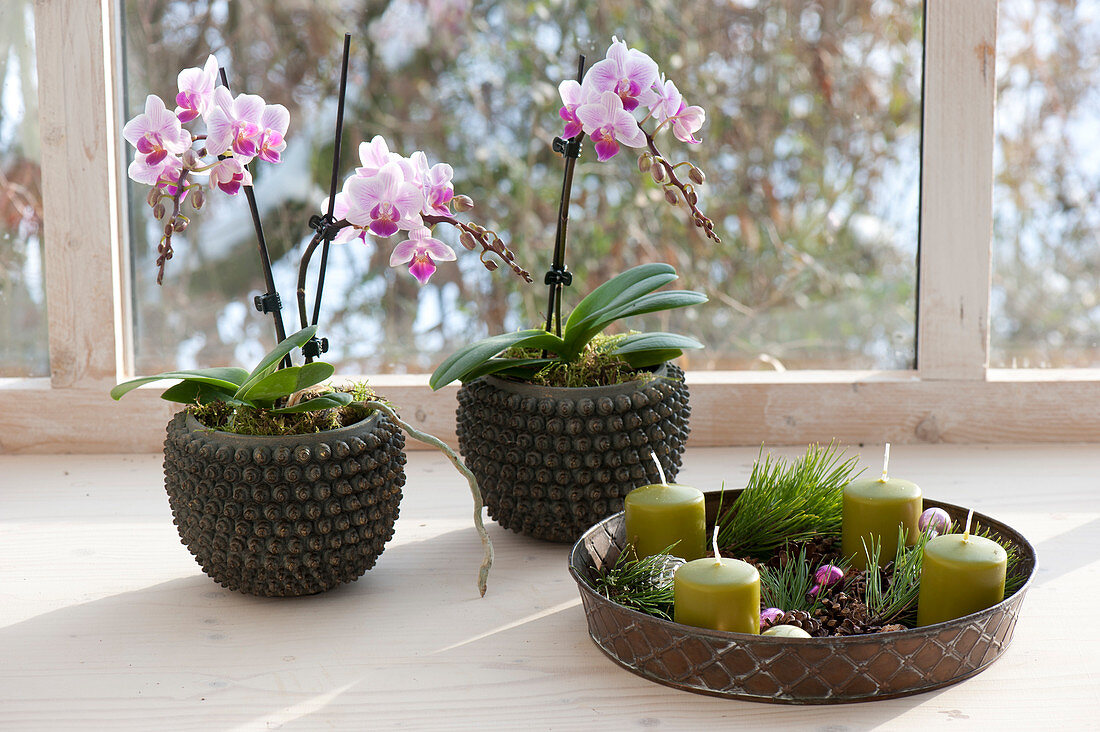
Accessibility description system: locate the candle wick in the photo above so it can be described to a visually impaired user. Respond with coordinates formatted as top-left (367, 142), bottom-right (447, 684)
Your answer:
top-left (963, 509), bottom-right (974, 543)
top-left (650, 450), bottom-right (667, 486)
top-left (712, 525), bottom-right (723, 566)
top-left (879, 442), bottom-right (891, 482)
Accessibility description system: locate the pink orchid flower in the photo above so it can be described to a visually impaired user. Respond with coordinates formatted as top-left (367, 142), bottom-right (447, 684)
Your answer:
top-left (205, 87), bottom-right (266, 159)
top-left (128, 149), bottom-right (177, 187)
top-left (344, 162), bottom-right (424, 238)
top-left (558, 79), bottom-right (586, 139)
top-left (576, 91), bottom-right (647, 162)
top-left (208, 157), bottom-right (253, 195)
top-left (406, 151), bottom-right (455, 216)
top-left (123, 94), bottom-right (191, 169)
top-left (389, 227), bottom-right (456, 284)
top-left (586, 38), bottom-right (659, 112)
top-left (648, 76), bottom-right (682, 124)
top-left (355, 135), bottom-right (398, 178)
top-left (668, 100), bottom-right (705, 144)
top-left (320, 193), bottom-right (370, 245)
top-left (175, 55), bottom-right (219, 123)
top-left (256, 104), bottom-right (290, 164)
top-left (154, 154), bottom-right (186, 197)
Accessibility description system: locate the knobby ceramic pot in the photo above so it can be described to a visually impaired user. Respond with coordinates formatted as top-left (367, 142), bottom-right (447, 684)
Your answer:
top-left (456, 363), bottom-right (691, 543)
top-left (163, 409), bottom-right (406, 597)
top-left (570, 492), bottom-right (1036, 704)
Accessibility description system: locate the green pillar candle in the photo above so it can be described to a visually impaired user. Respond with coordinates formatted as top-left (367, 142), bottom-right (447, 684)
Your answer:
top-left (624, 482), bottom-right (706, 560)
top-left (842, 444), bottom-right (922, 570)
top-left (917, 518), bottom-right (1007, 627)
top-left (674, 555), bottom-right (760, 633)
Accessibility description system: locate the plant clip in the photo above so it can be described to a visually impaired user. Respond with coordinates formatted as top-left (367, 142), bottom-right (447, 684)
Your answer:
top-left (544, 266), bottom-right (573, 287)
top-left (308, 213), bottom-right (340, 240)
top-left (253, 291), bottom-right (282, 314)
top-left (552, 136), bottom-right (583, 159)
top-left (302, 336), bottom-right (329, 359)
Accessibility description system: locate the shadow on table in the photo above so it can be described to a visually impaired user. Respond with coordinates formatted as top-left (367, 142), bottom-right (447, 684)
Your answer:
top-left (1031, 517), bottom-right (1100, 586)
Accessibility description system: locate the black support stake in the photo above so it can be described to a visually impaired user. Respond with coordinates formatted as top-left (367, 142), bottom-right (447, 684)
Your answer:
top-left (217, 67), bottom-right (291, 368)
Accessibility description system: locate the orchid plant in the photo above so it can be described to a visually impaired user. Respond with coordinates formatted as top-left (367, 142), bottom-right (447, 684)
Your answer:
top-left (119, 48), bottom-right (526, 596)
top-left (430, 38), bottom-right (715, 389)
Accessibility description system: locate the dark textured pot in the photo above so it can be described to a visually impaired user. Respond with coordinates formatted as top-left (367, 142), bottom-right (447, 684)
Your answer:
top-left (570, 492), bottom-right (1036, 704)
top-left (456, 363), bottom-right (691, 543)
top-left (163, 409), bottom-right (406, 597)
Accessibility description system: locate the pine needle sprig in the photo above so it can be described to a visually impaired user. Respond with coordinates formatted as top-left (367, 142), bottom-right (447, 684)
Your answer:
top-left (759, 545), bottom-right (830, 614)
top-left (593, 545), bottom-right (680, 620)
top-left (717, 442), bottom-right (862, 557)
top-left (863, 527), bottom-right (932, 626)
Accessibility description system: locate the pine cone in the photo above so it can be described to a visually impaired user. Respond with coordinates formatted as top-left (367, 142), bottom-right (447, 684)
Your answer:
top-left (814, 592), bottom-right (875, 636)
top-left (802, 535), bottom-right (842, 565)
top-left (775, 610), bottom-right (824, 637)
top-left (878, 623), bottom-right (908, 633)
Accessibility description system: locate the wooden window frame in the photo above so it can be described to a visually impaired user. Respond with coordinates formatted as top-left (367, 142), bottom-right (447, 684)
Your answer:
top-left (3, 0), bottom-right (1098, 454)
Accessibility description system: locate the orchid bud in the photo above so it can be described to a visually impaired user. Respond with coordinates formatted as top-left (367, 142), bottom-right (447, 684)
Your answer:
top-left (686, 188), bottom-right (698, 206)
top-left (172, 217), bottom-right (188, 233)
top-left (459, 232), bottom-right (477, 250)
top-left (760, 607), bottom-right (784, 628)
top-left (181, 148), bottom-right (201, 169)
top-left (663, 188), bottom-right (679, 206)
top-left (482, 259), bottom-right (498, 272)
top-left (147, 188), bottom-right (162, 207)
top-left (190, 188), bottom-right (205, 210)
top-left (809, 564), bottom-right (845, 596)
top-left (163, 223), bottom-right (175, 237)
top-left (453, 195), bottom-right (474, 212)
top-left (919, 507), bottom-right (952, 536)
top-left (152, 202), bottom-right (166, 219)
top-left (638, 153), bottom-right (653, 173)
top-left (688, 165), bottom-right (706, 185)
top-left (651, 164), bottom-right (666, 183)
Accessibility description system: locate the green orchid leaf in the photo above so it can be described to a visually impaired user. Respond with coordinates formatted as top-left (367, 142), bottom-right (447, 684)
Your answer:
top-left (611, 332), bottom-right (705, 355)
top-left (110, 367), bottom-right (251, 401)
top-left (563, 289), bottom-right (708, 357)
top-left (429, 330), bottom-right (566, 389)
top-left (458, 357), bottom-right (555, 383)
top-left (269, 391), bottom-right (354, 414)
top-left (239, 361), bottom-right (335, 403)
top-left (562, 271), bottom-right (681, 357)
top-left (159, 380), bottom-right (244, 406)
top-left (234, 326), bottom-right (317, 400)
top-left (595, 290), bottom-right (709, 324)
top-left (620, 348), bottom-right (685, 369)
top-left (563, 263), bottom-right (676, 335)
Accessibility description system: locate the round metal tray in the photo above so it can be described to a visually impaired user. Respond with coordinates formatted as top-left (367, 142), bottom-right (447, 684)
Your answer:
top-left (568, 491), bottom-right (1035, 704)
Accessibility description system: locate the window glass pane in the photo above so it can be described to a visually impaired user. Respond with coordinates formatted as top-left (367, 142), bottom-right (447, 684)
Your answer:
top-left (992, 0), bottom-right (1100, 368)
top-left (122, 0), bottom-right (920, 375)
top-left (0, 1), bottom-right (47, 377)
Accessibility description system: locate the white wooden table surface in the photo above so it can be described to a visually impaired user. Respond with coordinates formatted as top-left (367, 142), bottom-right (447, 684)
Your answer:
top-left (1, 445), bottom-right (1097, 731)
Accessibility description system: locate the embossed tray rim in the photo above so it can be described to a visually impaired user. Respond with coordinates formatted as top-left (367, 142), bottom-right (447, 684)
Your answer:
top-left (569, 492), bottom-right (1036, 704)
